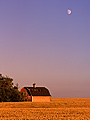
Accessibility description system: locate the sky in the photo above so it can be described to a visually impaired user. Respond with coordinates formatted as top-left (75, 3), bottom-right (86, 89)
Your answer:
top-left (0, 0), bottom-right (90, 98)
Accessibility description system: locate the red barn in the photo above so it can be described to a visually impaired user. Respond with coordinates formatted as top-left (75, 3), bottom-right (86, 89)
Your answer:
top-left (20, 83), bottom-right (51, 102)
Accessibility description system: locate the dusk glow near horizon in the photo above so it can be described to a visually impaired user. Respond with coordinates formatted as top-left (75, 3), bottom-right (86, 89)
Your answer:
top-left (0, 0), bottom-right (90, 98)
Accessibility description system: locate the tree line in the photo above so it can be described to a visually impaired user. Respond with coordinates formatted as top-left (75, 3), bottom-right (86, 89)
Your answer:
top-left (0, 74), bottom-right (24, 102)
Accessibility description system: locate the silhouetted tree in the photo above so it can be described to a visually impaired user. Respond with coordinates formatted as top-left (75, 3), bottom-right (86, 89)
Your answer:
top-left (0, 74), bottom-right (24, 102)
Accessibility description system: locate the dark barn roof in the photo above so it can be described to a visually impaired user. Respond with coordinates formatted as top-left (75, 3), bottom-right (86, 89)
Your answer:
top-left (24, 87), bottom-right (51, 96)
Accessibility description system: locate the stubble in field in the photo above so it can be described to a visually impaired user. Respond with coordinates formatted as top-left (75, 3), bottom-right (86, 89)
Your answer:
top-left (0, 98), bottom-right (90, 120)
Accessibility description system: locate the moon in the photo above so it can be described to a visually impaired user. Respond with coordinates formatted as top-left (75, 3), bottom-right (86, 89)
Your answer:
top-left (67, 9), bottom-right (72, 15)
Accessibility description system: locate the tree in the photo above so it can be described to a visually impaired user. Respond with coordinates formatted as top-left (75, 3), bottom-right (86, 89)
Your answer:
top-left (0, 74), bottom-right (24, 102)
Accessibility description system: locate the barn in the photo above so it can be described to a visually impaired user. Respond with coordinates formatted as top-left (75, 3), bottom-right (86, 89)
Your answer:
top-left (20, 83), bottom-right (51, 102)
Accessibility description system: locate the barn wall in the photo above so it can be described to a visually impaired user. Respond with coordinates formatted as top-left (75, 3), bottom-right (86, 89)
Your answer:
top-left (20, 87), bottom-right (28, 95)
top-left (32, 96), bottom-right (51, 102)
top-left (20, 87), bottom-right (32, 101)
top-left (27, 96), bottom-right (32, 101)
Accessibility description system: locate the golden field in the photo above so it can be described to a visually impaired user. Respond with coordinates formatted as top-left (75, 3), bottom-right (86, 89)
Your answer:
top-left (0, 98), bottom-right (90, 120)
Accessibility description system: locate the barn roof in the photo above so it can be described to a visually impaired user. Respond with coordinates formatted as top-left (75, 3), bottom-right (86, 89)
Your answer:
top-left (24, 87), bottom-right (51, 96)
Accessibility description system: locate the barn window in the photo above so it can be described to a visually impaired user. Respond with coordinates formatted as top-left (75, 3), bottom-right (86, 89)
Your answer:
top-left (24, 93), bottom-right (27, 96)
top-left (22, 92), bottom-right (27, 96)
top-left (38, 89), bottom-right (42, 92)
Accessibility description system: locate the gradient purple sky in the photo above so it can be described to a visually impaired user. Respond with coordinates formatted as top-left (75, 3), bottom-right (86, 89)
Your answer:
top-left (0, 0), bottom-right (90, 97)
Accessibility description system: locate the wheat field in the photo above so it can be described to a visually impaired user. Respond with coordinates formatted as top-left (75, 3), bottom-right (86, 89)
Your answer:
top-left (0, 98), bottom-right (90, 120)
